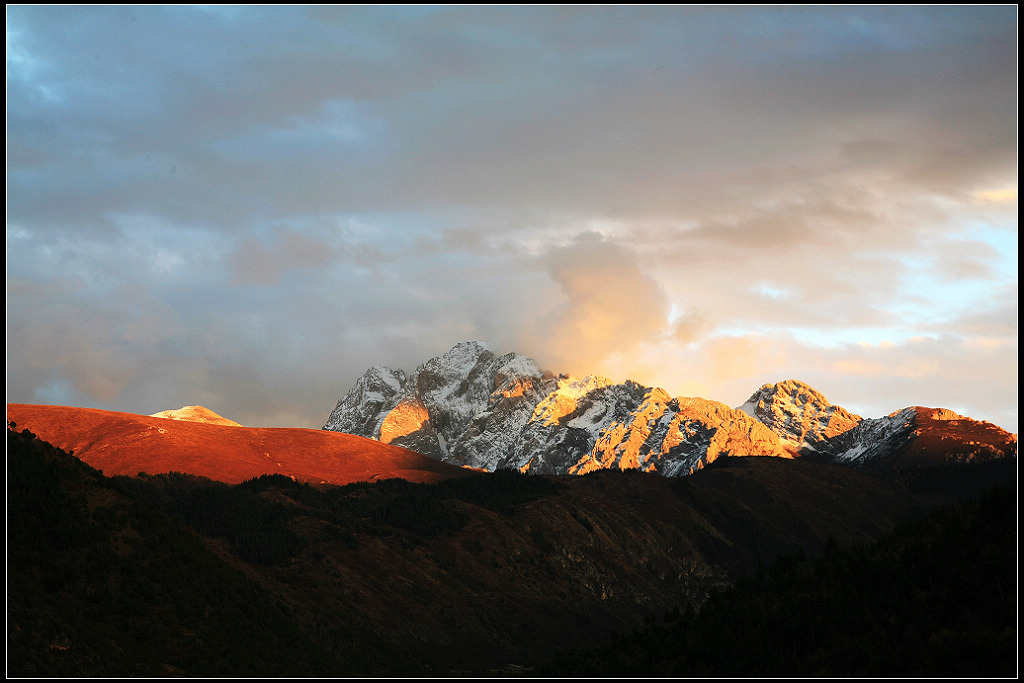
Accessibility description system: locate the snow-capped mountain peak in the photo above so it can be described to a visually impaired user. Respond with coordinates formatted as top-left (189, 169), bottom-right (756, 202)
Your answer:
top-left (324, 344), bottom-right (1016, 477)
top-left (737, 379), bottom-right (862, 449)
top-left (325, 345), bottom-right (805, 476)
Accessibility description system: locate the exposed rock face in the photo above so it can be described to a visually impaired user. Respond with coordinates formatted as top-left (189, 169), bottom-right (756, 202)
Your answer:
top-left (379, 396), bottom-right (435, 449)
top-left (324, 342), bottom-right (550, 463)
top-left (150, 405), bottom-right (242, 427)
top-left (322, 365), bottom-right (406, 437)
top-left (736, 379), bottom-right (862, 451)
top-left (324, 343), bottom-right (1017, 477)
top-left (568, 393), bottom-right (789, 477)
top-left (324, 342), bottom-right (791, 476)
top-left (736, 382), bottom-right (1018, 470)
top-left (905, 407), bottom-right (1018, 466)
top-left (813, 407), bottom-right (917, 465)
top-left (826, 406), bottom-right (1018, 470)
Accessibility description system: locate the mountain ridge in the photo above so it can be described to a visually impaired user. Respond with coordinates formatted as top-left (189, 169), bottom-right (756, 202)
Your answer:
top-left (323, 341), bottom-right (1016, 476)
top-left (6, 403), bottom-right (476, 486)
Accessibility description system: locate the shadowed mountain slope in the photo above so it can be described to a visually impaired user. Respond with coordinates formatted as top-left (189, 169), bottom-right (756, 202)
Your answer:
top-left (536, 482), bottom-right (1017, 677)
top-left (9, 419), bottom-right (988, 676)
top-left (7, 425), bottom-right (345, 677)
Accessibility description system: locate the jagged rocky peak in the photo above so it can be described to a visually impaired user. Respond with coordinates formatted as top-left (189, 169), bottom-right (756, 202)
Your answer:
top-left (410, 342), bottom-right (526, 446)
top-left (737, 379), bottom-right (862, 448)
top-left (323, 343), bottom-right (1015, 478)
top-left (323, 341), bottom-right (552, 462)
top-left (890, 406), bottom-right (1017, 468)
top-left (568, 394), bottom-right (791, 478)
top-left (529, 374), bottom-right (616, 427)
top-left (323, 341), bottom-right (811, 477)
top-left (356, 365), bottom-right (408, 404)
top-left (822, 407), bottom-right (919, 465)
top-left (322, 364), bottom-right (407, 436)
top-left (491, 352), bottom-right (546, 394)
top-left (414, 341), bottom-right (493, 393)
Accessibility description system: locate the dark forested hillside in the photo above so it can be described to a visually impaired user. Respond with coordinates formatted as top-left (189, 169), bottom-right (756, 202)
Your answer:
top-left (6, 425), bottom-right (346, 676)
top-left (536, 483), bottom-right (1018, 677)
top-left (7, 423), bottom-right (1015, 676)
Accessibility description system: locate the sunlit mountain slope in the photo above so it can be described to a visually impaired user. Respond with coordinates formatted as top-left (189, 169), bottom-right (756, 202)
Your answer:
top-left (324, 342), bottom-right (1016, 475)
top-left (7, 403), bottom-right (475, 485)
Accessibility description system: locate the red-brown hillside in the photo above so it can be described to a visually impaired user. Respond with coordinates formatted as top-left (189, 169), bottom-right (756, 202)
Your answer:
top-left (6, 403), bottom-right (477, 486)
top-left (898, 406), bottom-right (1018, 467)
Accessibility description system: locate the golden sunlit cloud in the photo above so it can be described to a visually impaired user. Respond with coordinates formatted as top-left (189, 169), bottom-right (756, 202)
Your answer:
top-left (833, 357), bottom-right (938, 379)
top-left (972, 187), bottom-right (1018, 205)
top-left (531, 233), bottom-right (670, 374)
top-left (857, 340), bottom-right (895, 349)
top-left (670, 308), bottom-right (710, 345)
top-left (832, 359), bottom-right (885, 377)
top-left (708, 335), bottom-right (789, 382)
top-left (964, 337), bottom-right (1013, 350)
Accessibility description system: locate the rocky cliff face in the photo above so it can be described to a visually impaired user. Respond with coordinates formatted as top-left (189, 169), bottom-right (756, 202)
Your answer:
top-left (324, 342), bottom-right (791, 476)
top-left (823, 406), bottom-right (1018, 470)
top-left (736, 379), bottom-right (862, 452)
top-left (735, 382), bottom-right (1017, 470)
top-left (324, 342), bottom-right (552, 463)
top-left (324, 342), bottom-right (1016, 476)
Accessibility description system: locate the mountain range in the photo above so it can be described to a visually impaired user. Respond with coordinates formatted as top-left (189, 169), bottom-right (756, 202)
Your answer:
top-left (323, 341), bottom-right (1017, 476)
top-left (5, 340), bottom-right (1017, 677)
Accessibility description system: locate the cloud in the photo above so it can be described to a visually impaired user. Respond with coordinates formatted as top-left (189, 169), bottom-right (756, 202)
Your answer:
top-left (230, 224), bottom-right (340, 285)
top-left (523, 232), bottom-right (671, 375)
top-left (670, 308), bottom-right (710, 345)
top-left (5, 6), bottom-right (1016, 435)
top-left (620, 329), bottom-right (1017, 433)
top-left (6, 279), bottom-right (173, 404)
top-left (9, 6), bottom-right (1015, 230)
top-left (973, 188), bottom-right (1018, 205)
top-left (707, 336), bottom-right (791, 384)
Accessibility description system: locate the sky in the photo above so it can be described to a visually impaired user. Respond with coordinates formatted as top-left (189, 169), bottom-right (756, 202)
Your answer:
top-left (6, 5), bottom-right (1018, 433)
